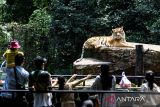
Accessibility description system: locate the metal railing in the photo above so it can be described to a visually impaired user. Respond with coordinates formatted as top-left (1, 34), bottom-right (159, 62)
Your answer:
top-left (1, 89), bottom-right (160, 107)
top-left (0, 89), bottom-right (160, 94)
top-left (51, 75), bottom-right (160, 79)
top-left (51, 75), bottom-right (160, 87)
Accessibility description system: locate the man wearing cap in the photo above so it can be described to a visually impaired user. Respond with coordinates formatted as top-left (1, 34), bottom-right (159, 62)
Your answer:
top-left (3, 40), bottom-right (24, 68)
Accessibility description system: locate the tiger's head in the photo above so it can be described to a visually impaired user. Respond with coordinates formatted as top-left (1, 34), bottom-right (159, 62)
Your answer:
top-left (111, 26), bottom-right (126, 42)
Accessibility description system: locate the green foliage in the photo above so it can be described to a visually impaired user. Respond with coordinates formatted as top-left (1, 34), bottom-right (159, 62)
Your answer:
top-left (1, 0), bottom-right (160, 73)
top-left (28, 8), bottom-right (51, 35)
top-left (0, 0), bottom-right (6, 4)
top-left (24, 8), bottom-right (52, 70)
top-left (33, 0), bottom-right (49, 8)
top-left (0, 25), bottom-right (11, 62)
top-left (49, 0), bottom-right (114, 69)
top-left (2, 0), bottom-right (35, 23)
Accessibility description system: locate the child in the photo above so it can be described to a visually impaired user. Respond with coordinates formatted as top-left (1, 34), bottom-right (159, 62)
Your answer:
top-left (3, 40), bottom-right (24, 68)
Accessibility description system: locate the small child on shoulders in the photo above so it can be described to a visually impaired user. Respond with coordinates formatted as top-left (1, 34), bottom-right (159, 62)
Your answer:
top-left (3, 40), bottom-right (23, 68)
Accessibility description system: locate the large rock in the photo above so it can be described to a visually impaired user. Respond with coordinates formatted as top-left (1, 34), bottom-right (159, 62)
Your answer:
top-left (73, 42), bottom-right (160, 76)
top-left (73, 58), bottom-right (113, 75)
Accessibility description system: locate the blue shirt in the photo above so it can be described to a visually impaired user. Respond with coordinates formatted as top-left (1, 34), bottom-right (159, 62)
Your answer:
top-left (1, 66), bottom-right (29, 98)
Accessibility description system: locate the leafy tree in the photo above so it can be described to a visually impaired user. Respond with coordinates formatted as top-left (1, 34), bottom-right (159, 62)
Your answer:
top-left (23, 8), bottom-right (52, 71)
top-left (50, 0), bottom-right (112, 69)
top-left (33, 0), bottom-right (51, 8)
top-left (2, 0), bottom-right (35, 23)
top-left (1, 0), bottom-right (160, 73)
top-left (0, 24), bottom-right (11, 63)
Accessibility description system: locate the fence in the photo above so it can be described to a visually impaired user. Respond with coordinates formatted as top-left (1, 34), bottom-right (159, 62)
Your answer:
top-left (1, 75), bottom-right (160, 107)
top-left (51, 75), bottom-right (160, 87)
top-left (0, 89), bottom-right (160, 107)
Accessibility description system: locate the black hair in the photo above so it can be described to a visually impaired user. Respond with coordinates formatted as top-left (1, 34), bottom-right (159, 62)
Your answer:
top-left (15, 54), bottom-right (25, 66)
top-left (100, 64), bottom-right (113, 90)
top-left (57, 76), bottom-right (65, 102)
top-left (57, 76), bottom-right (65, 90)
top-left (34, 56), bottom-right (47, 69)
top-left (10, 48), bottom-right (17, 51)
top-left (100, 64), bottom-right (110, 75)
top-left (145, 70), bottom-right (154, 90)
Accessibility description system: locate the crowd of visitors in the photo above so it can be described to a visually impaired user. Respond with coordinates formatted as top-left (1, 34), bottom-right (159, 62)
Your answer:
top-left (0, 40), bottom-right (160, 107)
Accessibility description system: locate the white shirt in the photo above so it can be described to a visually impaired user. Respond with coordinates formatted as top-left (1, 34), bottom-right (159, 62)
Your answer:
top-left (33, 93), bottom-right (52, 107)
top-left (140, 82), bottom-right (160, 106)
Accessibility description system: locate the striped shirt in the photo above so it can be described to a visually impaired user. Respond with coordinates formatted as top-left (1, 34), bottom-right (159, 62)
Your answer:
top-left (3, 49), bottom-right (24, 68)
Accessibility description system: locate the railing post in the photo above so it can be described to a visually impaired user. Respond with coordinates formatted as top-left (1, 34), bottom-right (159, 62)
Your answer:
top-left (135, 45), bottom-right (144, 86)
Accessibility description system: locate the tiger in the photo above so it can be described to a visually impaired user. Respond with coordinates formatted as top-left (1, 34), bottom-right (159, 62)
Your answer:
top-left (76, 26), bottom-right (134, 62)
top-left (83, 26), bottom-right (133, 49)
